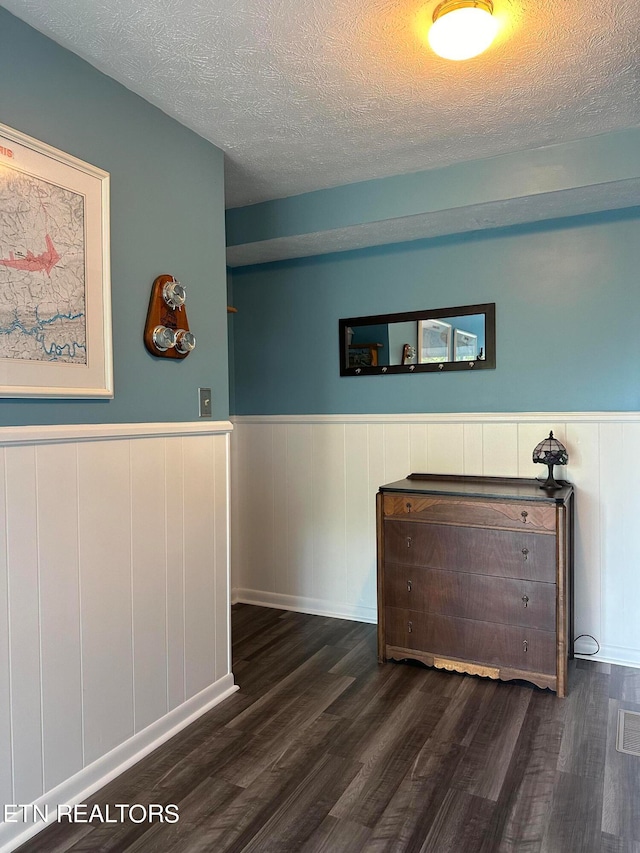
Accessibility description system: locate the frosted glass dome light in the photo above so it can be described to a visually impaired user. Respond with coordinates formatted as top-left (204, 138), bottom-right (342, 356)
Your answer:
top-left (428, 0), bottom-right (499, 61)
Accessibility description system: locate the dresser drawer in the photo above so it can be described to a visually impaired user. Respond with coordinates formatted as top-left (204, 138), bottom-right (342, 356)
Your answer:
top-left (383, 494), bottom-right (556, 533)
top-left (385, 607), bottom-right (556, 675)
top-left (384, 564), bottom-right (556, 631)
top-left (383, 520), bottom-right (557, 582)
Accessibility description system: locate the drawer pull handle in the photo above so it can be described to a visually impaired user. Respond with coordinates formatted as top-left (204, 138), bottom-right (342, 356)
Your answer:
top-left (406, 502), bottom-right (413, 513)
top-left (522, 595), bottom-right (529, 608)
top-left (521, 511), bottom-right (528, 523)
top-left (408, 621), bottom-right (413, 633)
top-left (407, 580), bottom-right (412, 592)
top-left (523, 640), bottom-right (528, 653)
top-left (521, 548), bottom-right (529, 560)
top-left (406, 536), bottom-right (413, 548)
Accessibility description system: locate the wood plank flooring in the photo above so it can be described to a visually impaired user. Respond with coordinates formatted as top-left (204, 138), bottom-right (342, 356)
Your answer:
top-left (14, 605), bottom-right (640, 852)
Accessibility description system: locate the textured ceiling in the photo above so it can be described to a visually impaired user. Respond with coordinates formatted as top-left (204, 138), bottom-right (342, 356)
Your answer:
top-left (3, 0), bottom-right (640, 208)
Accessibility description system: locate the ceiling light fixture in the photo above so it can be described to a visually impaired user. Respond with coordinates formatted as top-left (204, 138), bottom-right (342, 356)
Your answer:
top-left (428, 0), bottom-right (499, 61)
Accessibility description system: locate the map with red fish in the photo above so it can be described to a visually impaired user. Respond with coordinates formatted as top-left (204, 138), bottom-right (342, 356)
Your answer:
top-left (0, 165), bottom-right (86, 363)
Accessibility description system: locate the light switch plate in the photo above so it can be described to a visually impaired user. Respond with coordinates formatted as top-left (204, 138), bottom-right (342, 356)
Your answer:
top-left (198, 387), bottom-right (212, 418)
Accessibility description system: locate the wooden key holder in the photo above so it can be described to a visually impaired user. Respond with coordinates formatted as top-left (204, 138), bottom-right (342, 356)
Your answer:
top-left (144, 274), bottom-right (196, 359)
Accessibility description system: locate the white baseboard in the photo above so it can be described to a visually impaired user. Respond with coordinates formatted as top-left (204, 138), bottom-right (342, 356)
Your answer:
top-left (233, 588), bottom-right (377, 624)
top-left (0, 674), bottom-right (238, 853)
top-left (577, 645), bottom-right (640, 670)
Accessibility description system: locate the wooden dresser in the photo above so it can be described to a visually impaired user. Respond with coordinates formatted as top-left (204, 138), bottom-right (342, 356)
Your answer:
top-left (377, 474), bottom-right (574, 696)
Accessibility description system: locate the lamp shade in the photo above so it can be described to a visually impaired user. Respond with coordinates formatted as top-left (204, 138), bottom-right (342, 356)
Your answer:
top-left (428, 0), bottom-right (499, 61)
top-left (532, 432), bottom-right (568, 468)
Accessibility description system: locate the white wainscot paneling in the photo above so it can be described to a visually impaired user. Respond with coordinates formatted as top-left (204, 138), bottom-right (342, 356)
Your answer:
top-left (231, 413), bottom-right (640, 668)
top-left (131, 437), bottom-right (169, 732)
top-left (0, 451), bottom-right (12, 813)
top-left (600, 422), bottom-right (640, 662)
top-left (345, 424), bottom-right (374, 611)
top-left (285, 424), bottom-right (314, 600)
top-left (427, 423), bottom-right (464, 474)
top-left (78, 439), bottom-right (135, 765)
top-left (165, 435), bottom-right (186, 710)
top-left (5, 446), bottom-right (42, 805)
top-left (37, 443), bottom-right (83, 792)
top-left (0, 422), bottom-right (235, 853)
top-left (183, 435), bottom-right (217, 699)
top-left (311, 423), bottom-right (347, 605)
top-left (566, 422), bottom-right (601, 648)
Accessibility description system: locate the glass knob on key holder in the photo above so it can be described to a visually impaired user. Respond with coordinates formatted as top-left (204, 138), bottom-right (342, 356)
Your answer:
top-left (162, 278), bottom-right (186, 309)
top-left (152, 325), bottom-right (177, 352)
top-left (175, 329), bottom-right (196, 354)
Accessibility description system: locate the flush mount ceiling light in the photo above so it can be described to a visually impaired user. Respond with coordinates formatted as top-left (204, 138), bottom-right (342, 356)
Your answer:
top-left (428, 0), bottom-right (499, 61)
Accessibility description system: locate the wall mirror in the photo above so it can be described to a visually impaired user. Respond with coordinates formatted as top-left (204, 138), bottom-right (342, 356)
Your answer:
top-left (339, 303), bottom-right (495, 376)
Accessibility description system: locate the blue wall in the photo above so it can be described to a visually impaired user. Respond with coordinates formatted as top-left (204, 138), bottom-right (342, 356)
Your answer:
top-left (0, 8), bottom-right (228, 425)
top-left (226, 129), bottom-right (640, 249)
top-left (230, 209), bottom-right (640, 414)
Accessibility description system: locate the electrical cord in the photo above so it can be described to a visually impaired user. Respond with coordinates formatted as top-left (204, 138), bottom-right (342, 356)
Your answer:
top-left (574, 633), bottom-right (600, 655)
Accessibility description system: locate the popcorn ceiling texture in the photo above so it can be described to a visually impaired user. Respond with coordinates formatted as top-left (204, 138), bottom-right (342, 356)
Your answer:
top-left (4, 0), bottom-right (640, 208)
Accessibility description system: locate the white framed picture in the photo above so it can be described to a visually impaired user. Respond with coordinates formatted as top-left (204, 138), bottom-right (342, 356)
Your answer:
top-left (0, 122), bottom-right (112, 398)
top-left (418, 318), bottom-right (452, 363)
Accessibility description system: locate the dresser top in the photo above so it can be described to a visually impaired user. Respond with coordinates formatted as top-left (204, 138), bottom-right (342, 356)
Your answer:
top-left (380, 473), bottom-right (573, 504)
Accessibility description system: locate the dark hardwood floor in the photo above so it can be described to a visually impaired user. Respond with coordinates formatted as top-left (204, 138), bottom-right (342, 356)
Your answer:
top-left (15, 604), bottom-right (640, 852)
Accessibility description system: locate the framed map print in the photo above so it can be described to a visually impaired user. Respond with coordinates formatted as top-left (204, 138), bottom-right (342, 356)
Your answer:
top-left (0, 123), bottom-right (112, 397)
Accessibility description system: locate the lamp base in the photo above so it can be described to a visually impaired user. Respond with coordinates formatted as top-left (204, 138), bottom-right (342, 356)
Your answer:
top-left (540, 463), bottom-right (562, 490)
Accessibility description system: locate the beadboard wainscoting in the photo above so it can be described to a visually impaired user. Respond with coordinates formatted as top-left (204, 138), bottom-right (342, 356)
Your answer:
top-left (0, 421), bottom-right (236, 853)
top-left (231, 413), bottom-right (640, 670)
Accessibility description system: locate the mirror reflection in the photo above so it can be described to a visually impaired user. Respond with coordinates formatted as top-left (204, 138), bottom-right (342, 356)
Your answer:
top-left (340, 303), bottom-right (495, 376)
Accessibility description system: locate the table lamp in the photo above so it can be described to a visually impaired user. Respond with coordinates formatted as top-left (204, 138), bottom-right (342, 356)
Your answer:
top-left (532, 431), bottom-right (568, 490)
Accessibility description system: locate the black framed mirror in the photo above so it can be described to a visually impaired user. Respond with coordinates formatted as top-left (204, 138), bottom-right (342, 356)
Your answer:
top-left (339, 303), bottom-right (495, 376)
